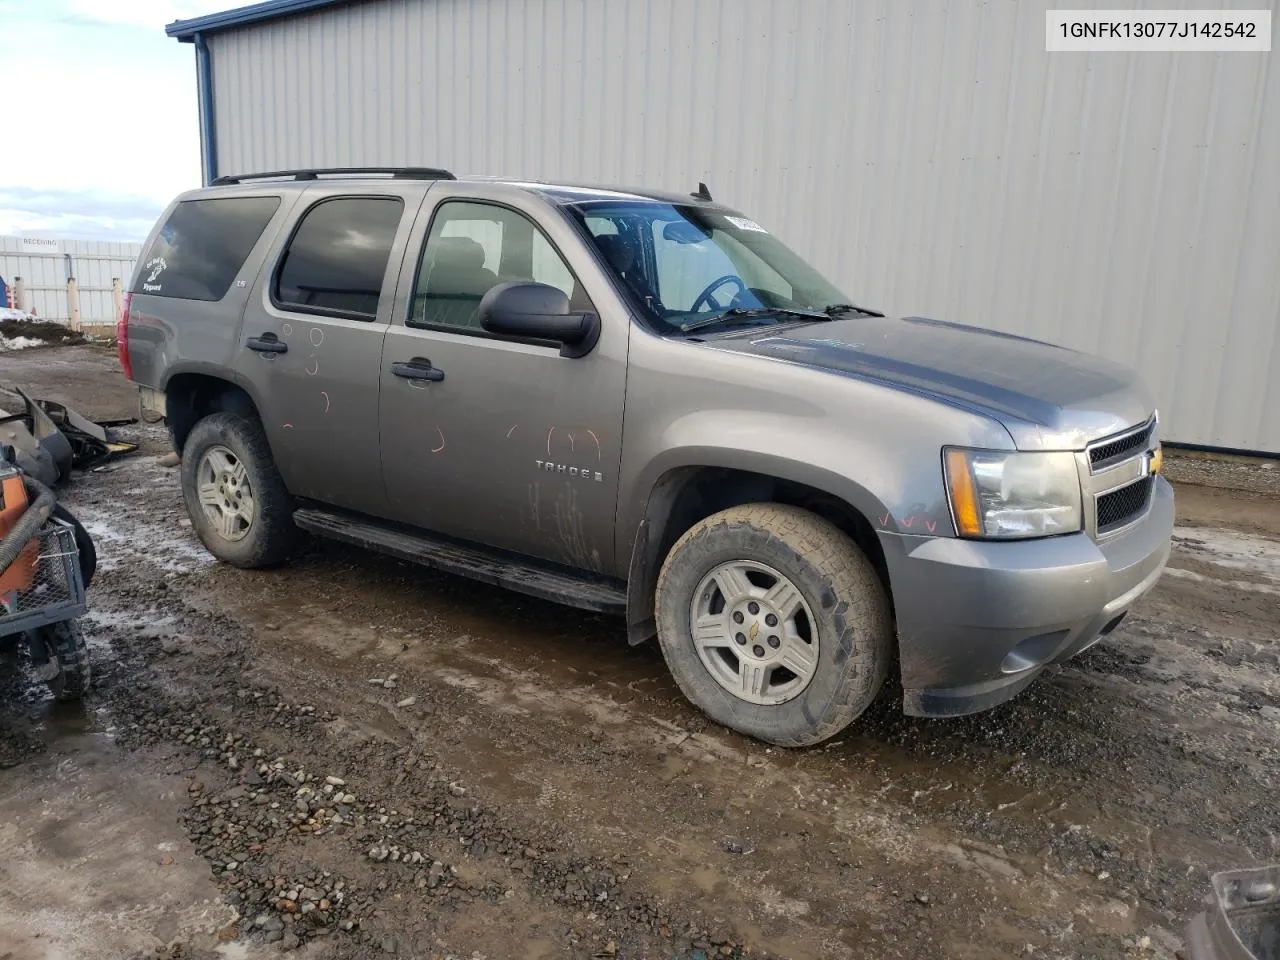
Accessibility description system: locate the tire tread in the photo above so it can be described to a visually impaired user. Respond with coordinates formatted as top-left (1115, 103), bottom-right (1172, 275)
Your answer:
top-left (42, 619), bottom-right (90, 701)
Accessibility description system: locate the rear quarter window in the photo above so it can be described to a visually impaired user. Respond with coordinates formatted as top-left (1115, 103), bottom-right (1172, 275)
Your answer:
top-left (135, 197), bottom-right (280, 301)
top-left (273, 197), bottom-right (404, 319)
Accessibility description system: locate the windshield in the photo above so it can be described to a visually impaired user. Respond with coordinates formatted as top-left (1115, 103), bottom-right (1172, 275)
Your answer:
top-left (564, 200), bottom-right (851, 333)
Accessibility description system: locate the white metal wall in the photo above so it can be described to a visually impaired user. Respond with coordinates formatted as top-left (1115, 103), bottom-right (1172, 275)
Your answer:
top-left (206, 0), bottom-right (1280, 452)
top-left (0, 236), bottom-right (141, 326)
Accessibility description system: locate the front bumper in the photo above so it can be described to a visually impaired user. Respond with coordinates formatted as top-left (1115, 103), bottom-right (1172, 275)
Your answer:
top-left (882, 475), bottom-right (1174, 718)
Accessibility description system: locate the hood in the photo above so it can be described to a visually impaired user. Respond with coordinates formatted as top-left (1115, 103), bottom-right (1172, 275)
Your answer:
top-left (700, 315), bottom-right (1154, 450)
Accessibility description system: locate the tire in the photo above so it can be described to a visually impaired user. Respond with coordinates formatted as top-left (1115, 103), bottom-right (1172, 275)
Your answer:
top-left (33, 619), bottom-right (90, 701)
top-left (655, 503), bottom-right (893, 747)
top-left (180, 412), bottom-right (298, 568)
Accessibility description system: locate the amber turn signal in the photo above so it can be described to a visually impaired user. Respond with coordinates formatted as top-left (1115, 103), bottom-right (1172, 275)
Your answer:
top-left (945, 449), bottom-right (983, 537)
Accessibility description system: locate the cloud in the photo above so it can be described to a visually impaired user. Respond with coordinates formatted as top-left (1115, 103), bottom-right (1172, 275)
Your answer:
top-left (0, 209), bottom-right (158, 243)
top-left (0, 2), bottom-right (203, 228)
top-left (0, 187), bottom-right (164, 222)
top-left (63, 1), bottom-right (225, 31)
top-left (0, 187), bottom-right (164, 242)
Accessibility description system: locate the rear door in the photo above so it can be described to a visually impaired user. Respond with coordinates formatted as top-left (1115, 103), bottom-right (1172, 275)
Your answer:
top-left (238, 183), bottom-right (428, 516)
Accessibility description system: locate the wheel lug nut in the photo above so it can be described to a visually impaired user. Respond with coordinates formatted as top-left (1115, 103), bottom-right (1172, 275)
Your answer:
top-left (747, 602), bottom-right (759, 615)
top-left (732, 611), bottom-right (744, 624)
top-left (735, 633), bottom-right (746, 645)
top-left (767, 636), bottom-right (780, 648)
top-left (752, 645), bottom-right (765, 657)
top-left (765, 613), bottom-right (778, 627)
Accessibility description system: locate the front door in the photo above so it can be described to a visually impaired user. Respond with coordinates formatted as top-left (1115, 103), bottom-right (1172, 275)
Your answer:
top-left (243, 185), bottom-right (426, 517)
top-left (379, 194), bottom-right (627, 574)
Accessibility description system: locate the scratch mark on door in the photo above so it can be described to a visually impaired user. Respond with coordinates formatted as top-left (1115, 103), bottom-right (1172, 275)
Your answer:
top-left (506, 425), bottom-right (518, 439)
top-left (281, 322), bottom-right (293, 337)
top-left (431, 428), bottom-right (446, 453)
top-left (282, 423), bottom-right (294, 430)
top-left (309, 327), bottom-right (324, 347)
top-left (528, 483), bottom-right (542, 530)
top-left (320, 391), bottom-right (330, 413)
top-left (552, 484), bottom-right (593, 569)
top-left (305, 359), bottom-right (319, 376)
top-left (567, 432), bottom-right (575, 452)
top-left (546, 427), bottom-right (555, 457)
top-left (585, 429), bottom-right (602, 461)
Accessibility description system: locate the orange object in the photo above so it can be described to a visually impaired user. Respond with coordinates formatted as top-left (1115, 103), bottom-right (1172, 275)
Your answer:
top-left (0, 466), bottom-right (39, 594)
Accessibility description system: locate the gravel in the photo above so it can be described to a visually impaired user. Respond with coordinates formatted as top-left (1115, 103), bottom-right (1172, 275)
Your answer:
top-left (3, 349), bottom-right (1277, 960)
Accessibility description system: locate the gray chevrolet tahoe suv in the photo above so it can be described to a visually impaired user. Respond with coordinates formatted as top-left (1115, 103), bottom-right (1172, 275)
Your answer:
top-left (120, 167), bottom-right (1173, 746)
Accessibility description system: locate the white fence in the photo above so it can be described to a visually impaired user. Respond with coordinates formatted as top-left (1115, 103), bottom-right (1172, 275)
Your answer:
top-left (0, 236), bottom-right (141, 331)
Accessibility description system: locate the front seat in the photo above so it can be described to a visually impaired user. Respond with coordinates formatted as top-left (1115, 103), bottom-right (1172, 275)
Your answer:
top-left (417, 236), bottom-right (499, 329)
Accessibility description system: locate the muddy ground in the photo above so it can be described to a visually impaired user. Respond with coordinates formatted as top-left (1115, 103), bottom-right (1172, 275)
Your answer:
top-left (1, 345), bottom-right (1277, 960)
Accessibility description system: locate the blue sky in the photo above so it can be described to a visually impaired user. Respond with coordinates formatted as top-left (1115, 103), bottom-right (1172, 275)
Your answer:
top-left (0, 0), bottom-right (226, 242)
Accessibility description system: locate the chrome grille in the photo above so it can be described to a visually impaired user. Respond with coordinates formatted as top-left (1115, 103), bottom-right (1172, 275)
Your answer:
top-left (1080, 415), bottom-right (1160, 539)
top-left (1096, 475), bottom-right (1155, 533)
top-left (1089, 420), bottom-right (1155, 470)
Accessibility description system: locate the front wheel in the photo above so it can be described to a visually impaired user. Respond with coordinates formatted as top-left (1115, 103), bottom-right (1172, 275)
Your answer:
top-left (655, 503), bottom-right (893, 747)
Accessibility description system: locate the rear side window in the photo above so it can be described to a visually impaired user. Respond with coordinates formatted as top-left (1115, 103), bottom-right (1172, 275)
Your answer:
top-left (134, 197), bottom-right (280, 301)
top-left (274, 197), bottom-right (404, 320)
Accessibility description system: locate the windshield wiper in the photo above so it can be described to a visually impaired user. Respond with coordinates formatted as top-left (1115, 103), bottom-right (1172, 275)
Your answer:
top-left (823, 303), bottom-right (885, 318)
top-left (678, 307), bottom-right (829, 334)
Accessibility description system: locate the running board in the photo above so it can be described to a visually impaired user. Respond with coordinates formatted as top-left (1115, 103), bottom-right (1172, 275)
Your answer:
top-left (292, 507), bottom-right (627, 615)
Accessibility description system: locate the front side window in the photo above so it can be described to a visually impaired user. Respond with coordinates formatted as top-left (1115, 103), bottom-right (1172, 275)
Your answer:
top-left (134, 196), bottom-right (280, 301)
top-left (411, 201), bottom-right (585, 331)
top-left (274, 197), bottom-right (404, 319)
top-left (567, 201), bottom-right (850, 333)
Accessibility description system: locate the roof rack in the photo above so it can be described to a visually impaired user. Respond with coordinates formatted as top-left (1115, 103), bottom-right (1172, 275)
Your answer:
top-left (210, 167), bottom-right (456, 186)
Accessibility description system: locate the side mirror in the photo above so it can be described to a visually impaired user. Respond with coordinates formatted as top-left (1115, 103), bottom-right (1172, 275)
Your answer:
top-left (478, 281), bottom-right (600, 358)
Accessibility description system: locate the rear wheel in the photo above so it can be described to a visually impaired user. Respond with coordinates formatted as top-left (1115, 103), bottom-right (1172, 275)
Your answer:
top-left (655, 503), bottom-right (893, 747)
top-left (29, 619), bottom-right (90, 701)
top-left (180, 412), bottom-right (298, 568)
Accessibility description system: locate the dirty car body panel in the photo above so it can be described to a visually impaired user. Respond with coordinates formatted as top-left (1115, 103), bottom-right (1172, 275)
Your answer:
top-left (124, 170), bottom-right (1173, 728)
top-left (377, 182), bottom-right (627, 572)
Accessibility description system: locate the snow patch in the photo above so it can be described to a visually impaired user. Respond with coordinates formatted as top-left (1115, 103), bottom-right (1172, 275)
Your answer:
top-left (0, 335), bottom-right (45, 351)
top-left (1162, 566), bottom-right (1280, 597)
top-left (76, 510), bottom-right (214, 575)
top-left (1172, 526), bottom-right (1280, 581)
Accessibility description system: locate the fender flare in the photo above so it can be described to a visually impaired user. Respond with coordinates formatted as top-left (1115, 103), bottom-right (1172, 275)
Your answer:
top-left (622, 451), bottom-right (893, 645)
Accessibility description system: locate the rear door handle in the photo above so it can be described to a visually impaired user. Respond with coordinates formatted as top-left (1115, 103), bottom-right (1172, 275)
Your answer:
top-left (246, 333), bottom-right (287, 354)
top-left (391, 359), bottom-right (445, 382)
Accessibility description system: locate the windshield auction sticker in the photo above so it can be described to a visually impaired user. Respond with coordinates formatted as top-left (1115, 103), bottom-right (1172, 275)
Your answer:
top-left (1046, 9), bottom-right (1271, 51)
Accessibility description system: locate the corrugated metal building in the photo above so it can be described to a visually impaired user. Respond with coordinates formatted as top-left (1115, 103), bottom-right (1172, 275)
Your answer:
top-left (0, 236), bottom-right (141, 329)
top-left (168, 0), bottom-right (1280, 454)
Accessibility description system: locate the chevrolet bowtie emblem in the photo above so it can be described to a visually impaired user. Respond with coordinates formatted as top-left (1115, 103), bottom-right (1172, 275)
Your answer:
top-left (749, 622), bottom-right (759, 641)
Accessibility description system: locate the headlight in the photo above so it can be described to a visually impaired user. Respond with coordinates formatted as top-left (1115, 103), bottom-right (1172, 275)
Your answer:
top-left (944, 448), bottom-right (1082, 539)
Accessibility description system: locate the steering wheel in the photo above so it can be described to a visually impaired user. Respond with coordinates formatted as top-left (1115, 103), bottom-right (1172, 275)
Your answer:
top-left (690, 275), bottom-right (748, 313)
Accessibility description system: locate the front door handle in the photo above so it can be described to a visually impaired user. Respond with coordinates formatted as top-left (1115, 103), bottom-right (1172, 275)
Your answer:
top-left (246, 333), bottom-right (287, 354)
top-left (391, 359), bottom-right (445, 382)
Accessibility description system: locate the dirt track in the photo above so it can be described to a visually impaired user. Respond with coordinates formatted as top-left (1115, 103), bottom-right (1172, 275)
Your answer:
top-left (1, 345), bottom-right (1278, 960)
